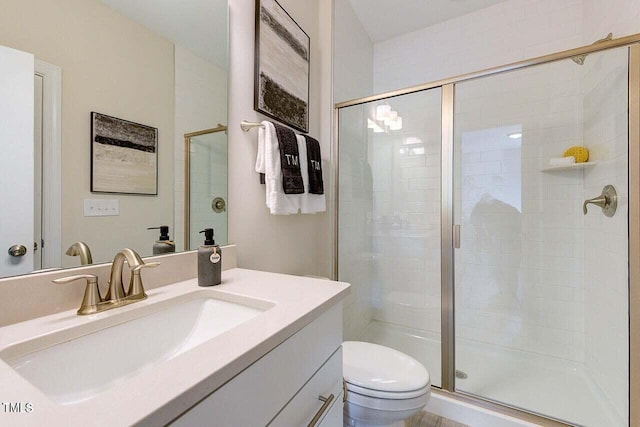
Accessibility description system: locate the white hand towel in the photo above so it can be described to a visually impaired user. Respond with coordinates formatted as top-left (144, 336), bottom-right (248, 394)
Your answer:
top-left (549, 156), bottom-right (575, 166)
top-left (297, 135), bottom-right (326, 214)
top-left (262, 121), bottom-right (300, 215)
top-left (255, 124), bottom-right (266, 175)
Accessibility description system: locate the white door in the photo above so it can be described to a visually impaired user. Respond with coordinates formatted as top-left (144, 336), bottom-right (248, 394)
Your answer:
top-left (0, 45), bottom-right (35, 277)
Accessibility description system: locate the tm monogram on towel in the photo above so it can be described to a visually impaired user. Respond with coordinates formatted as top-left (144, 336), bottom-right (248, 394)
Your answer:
top-left (284, 153), bottom-right (299, 166)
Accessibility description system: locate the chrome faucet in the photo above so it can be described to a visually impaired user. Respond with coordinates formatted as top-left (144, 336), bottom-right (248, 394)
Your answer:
top-left (53, 248), bottom-right (159, 315)
top-left (65, 241), bottom-right (93, 265)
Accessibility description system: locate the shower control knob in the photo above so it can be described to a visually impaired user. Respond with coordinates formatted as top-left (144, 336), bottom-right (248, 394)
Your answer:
top-left (212, 197), bottom-right (226, 213)
top-left (8, 245), bottom-right (27, 257)
top-left (583, 185), bottom-right (617, 217)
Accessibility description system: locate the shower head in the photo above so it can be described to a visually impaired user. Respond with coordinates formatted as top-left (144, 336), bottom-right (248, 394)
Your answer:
top-left (571, 33), bottom-right (612, 65)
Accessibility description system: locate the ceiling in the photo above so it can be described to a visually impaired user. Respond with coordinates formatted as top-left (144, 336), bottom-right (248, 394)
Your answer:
top-left (98, 0), bottom-right (228, 68)
top-left (348, 0), bottom-right (507, 43)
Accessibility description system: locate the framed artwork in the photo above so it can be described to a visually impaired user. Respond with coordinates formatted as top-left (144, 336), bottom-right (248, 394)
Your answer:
top-left (254, 0), bottom-right (310, 133)
top-left (91, 112), bottom-right (158, 195)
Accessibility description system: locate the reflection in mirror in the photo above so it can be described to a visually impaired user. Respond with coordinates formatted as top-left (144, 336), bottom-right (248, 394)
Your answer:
top-left (184, 125), bottom-right (228, 250)
top-left (0, 0), bottom-right (229, 279)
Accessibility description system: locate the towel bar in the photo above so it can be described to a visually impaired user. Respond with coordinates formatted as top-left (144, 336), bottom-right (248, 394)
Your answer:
top-left (241, 121), bottom-right (264, 132)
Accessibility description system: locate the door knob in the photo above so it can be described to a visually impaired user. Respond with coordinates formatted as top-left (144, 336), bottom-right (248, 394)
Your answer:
top-left (583, 185), bottom-right (617, 217)
top-left (8, 245), bottom-right (27, 257)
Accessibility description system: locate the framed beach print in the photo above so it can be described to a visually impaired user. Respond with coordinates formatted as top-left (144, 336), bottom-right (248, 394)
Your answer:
top-left (254, 0), bottom-right (310, 133)
top-left (91, 112), bottom-right (158, 195)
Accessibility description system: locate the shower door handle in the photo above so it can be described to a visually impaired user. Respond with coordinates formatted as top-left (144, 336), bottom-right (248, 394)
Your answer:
top-left (453, 225), bottom-right (461, 249)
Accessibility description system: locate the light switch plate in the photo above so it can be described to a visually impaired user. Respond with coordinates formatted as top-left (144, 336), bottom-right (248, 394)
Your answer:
top-left (84, 199), bottom-right (120, 217)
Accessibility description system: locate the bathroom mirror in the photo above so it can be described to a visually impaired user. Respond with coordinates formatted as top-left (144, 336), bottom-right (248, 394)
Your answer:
top-left (0, 0), bottom-right (229, 279)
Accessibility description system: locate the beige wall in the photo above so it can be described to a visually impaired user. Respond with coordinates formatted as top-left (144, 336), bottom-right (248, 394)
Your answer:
top-left (227, 0), bottom-right (333, 277)
top-left (333, 0), bottom-right (373, 104)
top-left (0, 0), bottom-right (175, 266)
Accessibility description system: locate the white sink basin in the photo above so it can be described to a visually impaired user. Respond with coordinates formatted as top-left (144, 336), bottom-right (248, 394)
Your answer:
top-left (0, 293), bottom-right (268, 405)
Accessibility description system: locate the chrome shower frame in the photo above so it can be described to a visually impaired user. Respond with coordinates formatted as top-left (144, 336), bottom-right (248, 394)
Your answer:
top-left (332, 33), bottom-right (640, 427)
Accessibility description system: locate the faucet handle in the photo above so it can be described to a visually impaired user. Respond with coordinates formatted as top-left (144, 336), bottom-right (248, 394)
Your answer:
top-left (128, 262), bottom-right (160, 298)
top-left (53, 274), bottom-right (103, 315)
top-left (132, 262), bottom-right (160, 273)
top-left (53, 274), bottom-right (97, 285)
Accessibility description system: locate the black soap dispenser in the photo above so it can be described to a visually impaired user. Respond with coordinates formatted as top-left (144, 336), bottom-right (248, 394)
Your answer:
top-left (148, 226), bottom-right (176, 255)
top-left (198, 228), bottom-right (222, 286)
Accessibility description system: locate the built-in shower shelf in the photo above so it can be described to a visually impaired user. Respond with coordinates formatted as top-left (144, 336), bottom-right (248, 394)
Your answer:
top-left (541, 161), bottom-right (598, 172)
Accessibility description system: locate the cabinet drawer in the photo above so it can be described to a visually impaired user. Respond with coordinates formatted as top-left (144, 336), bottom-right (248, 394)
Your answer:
top-left (171, 302), bottom-right (343, 426)
top-left (270, 347), bottom-right (343, 427)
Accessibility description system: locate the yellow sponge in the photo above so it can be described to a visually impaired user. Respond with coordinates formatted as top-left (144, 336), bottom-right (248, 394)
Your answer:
top-left (563, 146), bottom-right (589, 163)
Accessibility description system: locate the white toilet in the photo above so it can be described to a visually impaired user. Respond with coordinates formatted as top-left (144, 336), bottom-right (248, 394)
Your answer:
top-left (342, 341), bottom-right (431, 427)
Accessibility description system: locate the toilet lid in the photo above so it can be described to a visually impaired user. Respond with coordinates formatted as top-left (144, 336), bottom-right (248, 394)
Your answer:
top-left (343, 341), bottom-right (430, 394)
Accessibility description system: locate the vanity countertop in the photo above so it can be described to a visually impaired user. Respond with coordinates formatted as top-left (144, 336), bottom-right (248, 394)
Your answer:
top-left (0, 268), bottom-right (350, 426)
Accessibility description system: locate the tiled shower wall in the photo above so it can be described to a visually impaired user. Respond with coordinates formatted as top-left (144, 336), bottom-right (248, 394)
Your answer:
top-left (454, 59), bottom-right (587, 362)
top-left (370, 23), bottom-right (630, 426)
top-left (373, 0), bottom-right (586, 94)
top-left (359, 0), bottom-right (636, 364)
top-left (372, 0), bottom-right (640, 95)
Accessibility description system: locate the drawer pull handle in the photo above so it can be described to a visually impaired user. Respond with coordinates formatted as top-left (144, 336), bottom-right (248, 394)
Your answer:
top-left (307, 393), bottom-right (335, 427)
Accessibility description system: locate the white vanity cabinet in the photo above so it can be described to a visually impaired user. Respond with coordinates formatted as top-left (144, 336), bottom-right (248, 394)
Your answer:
top-left (171, 302), bottom-right (344, 426)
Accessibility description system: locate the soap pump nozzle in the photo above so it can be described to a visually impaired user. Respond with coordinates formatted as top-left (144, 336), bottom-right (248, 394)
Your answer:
top-left (199, 228), bottom-right (215, 246)
top-left (148, 226), bottom-right (171, 241)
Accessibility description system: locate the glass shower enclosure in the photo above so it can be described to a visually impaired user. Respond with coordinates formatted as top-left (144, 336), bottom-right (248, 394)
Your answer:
top-left (336, 38), bottom-right (639, 426)
top-left (184, 126), bottom-right (228, 250)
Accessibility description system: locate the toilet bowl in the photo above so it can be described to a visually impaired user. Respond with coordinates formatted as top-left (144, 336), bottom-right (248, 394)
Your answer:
top-left (342, 341), bottom-right (431, 427)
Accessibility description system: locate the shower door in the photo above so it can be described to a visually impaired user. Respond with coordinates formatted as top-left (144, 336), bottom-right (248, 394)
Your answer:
top-left (188, 131), bottom-right (228, 249)
top-left (338, 88), bottom-right (444, 386)
top-left (452, 46), bottom-right (630, 426)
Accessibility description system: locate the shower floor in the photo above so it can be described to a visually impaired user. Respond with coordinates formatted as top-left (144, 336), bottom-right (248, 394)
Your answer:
top-left (361, 321), bottom-right (623, 427)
